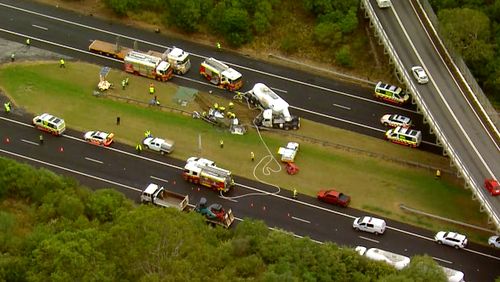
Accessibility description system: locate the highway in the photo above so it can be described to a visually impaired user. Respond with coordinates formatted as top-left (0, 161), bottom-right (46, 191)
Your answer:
top-left (0, 0), bottom-right (445, 152)
top-left (367, 0), bottom-right (500, 230)
top-left (0, 0), bottom-right (499, 280)
top-left (1, 114), bottom-right (499, 281)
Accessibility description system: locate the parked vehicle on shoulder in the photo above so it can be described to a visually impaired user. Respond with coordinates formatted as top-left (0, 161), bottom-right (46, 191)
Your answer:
top-left (380, 114), bottom-right (412, 128)
top-left (353, 216), bottom-right (386, 235)
top-left (84, 131), bottom-right (114, 146)
top-left (488, 235), bottom-right (500, 248)
top-left (411, 66), bottom-right (429, 84)
top-left (385, 126), bottom-right (422, 148)
top-left (143, 136), bottom-right (175, 154)
top-left (317, 189), bottom-right (351, 207)
top-left (374, 82), bottom-right (409, 105)
top-left (484, 179), bottom-right (500, 196)
top-left (32, 113), bottom-right (66, 136)
top-left (434, 231), bottom-right (467, 249)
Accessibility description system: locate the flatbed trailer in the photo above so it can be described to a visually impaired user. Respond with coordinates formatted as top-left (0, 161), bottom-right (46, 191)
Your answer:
top-left (89, 40), bottom-right (131, 60)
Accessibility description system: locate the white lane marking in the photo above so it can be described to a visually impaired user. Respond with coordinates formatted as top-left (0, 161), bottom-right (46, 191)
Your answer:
top-left (0, 2), bottom-right (418, 114)
top-left (391, 3), bottom-right (496, 178)
top-left (0, 148), bottom-right (141, 192)
top-left (21, 139), bottom-right (39, 146)
top-left (359, 236), bottom-right (380, 243)
top-left (270, 87), bottom-right (287, 93)
top-left (270, 227), bottom-right (324, 244)
top-left (432, 257), bottom-right (452, 264)
top-left (333, 103), bottom-right (351, 110)
top-left (0, 117), bottom-right (497, 261)
top-left (291, 216), bottom-right (311, 224)
top-left (150, 175), bottom-right (169, 183)
top-left (84, 157), bottom-right (103, 164)
top-left (31, 24), bottom-right (48, 31)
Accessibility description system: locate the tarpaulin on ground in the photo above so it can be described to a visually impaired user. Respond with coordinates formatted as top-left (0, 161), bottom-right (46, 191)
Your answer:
top-left (173, 86), bottom-right (198, 106)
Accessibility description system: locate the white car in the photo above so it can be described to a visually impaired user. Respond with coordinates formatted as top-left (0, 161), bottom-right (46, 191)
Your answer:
top-left (380, 114), bottom-right (412, 128)
top-left (488, 235), bottom-right (500, 248)
top-left (353, 216), bottom-right (386, 235)
top-left (411, 66), bottom-right (429, 84)
top-left (434, 231), bottom-right (467, 249)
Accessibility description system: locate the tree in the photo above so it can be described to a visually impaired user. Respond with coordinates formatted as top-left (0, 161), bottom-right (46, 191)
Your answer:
top-left (336, 45), bottom-right (353, 67)
top-left (220, 8), bottom-right (253, 47)
top-left (27, 229), bottom-right (116, 281)
top-left (85, 188), bottom-right (132, 222)
top-left (166, 0), bottom-right (205, 32)
top-left (313, 22), bottom-right (342, 48)
top-left (438, 8), bottom-right (494, 65)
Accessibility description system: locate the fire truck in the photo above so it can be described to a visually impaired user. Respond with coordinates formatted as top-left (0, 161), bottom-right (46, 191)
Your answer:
top-left (199, 57), bottom-right (243, 91)
top-left (182, 157), bottom-right (234, 193)
top-left (88, 40), bottom-right (193, 80)
top-left (124, 51), bottom-right (172, 81)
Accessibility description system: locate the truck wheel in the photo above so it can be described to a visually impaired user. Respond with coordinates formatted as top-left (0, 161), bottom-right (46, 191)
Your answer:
top-left (160, 151), bottom-right (165, 155)
top-left (354, 227), bottom-right (359, 231)
top-left (374, 231), bottom-right (380, 235)
top-left (284, 125), bottom-right (290, 130)
top-left (383, 122), bottom-right (389, 127)
top-left (437, 240), bottom-right (442, 245)
top-left (293, 125), bottom-right (298, 130)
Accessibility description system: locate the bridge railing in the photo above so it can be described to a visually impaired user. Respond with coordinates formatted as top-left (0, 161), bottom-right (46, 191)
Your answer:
top-left (360, 0), bottom-right (500, 231)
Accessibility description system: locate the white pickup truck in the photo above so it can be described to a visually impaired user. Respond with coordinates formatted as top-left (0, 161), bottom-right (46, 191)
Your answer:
top-left (143, 136), bottom-right (175, 155)
top-left (140, 183), bottom-right (189, 211)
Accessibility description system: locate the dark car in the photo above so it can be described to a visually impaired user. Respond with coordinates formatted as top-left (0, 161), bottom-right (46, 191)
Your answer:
top-left (317, 189), bottom-right (351, 207)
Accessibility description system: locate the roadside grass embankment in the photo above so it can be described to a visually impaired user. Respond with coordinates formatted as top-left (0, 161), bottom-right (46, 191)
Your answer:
top-left (0, 61), bottom-right (493, 244)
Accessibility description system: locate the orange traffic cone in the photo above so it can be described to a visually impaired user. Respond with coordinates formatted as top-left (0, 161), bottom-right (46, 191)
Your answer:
top-left (5, 137), bottom-right (10, 143)
top-left (59, 147), bottom-right (64, 152)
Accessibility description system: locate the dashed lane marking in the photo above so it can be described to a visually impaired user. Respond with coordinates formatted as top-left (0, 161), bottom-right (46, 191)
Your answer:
top-left (21, 139), bottom-right (39, 146)
top-left (358, 236), bottom-right (380, 244)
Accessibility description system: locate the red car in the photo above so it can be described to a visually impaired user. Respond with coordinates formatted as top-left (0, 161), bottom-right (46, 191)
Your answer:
top-left (317, 189), bottom-right (351, 207)
top-left (485, 179), bottom-right (500, 196)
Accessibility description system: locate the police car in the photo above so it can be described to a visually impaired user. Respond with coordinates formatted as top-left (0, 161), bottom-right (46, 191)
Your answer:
top-left (84, 131), bottom-right (114, 146)
top-left (380, 114), bottom-right (412, 128)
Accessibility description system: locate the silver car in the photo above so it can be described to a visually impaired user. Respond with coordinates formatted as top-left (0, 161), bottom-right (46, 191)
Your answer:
top-left (411, 66), bottom-right (429, 84)
top-left (488, 235), bottom-right (500, 248)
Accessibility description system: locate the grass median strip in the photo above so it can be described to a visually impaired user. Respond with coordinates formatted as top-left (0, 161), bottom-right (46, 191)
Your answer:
top-left (0, 61), bottom-right (492, 243)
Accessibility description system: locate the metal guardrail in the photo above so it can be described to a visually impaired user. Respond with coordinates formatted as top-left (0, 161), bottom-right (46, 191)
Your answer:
top-left (360, 0), bottom-right (500, 232)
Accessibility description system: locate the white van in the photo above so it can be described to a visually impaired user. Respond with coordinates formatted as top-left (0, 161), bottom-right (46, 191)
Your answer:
top-left (376, 0), bottom-right (392, 8)
top-left (353, 216), bottom-right (386, 235)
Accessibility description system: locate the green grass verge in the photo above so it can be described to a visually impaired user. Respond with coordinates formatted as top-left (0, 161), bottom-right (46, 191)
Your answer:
top-left (0, 61), bottom-right (493, 244)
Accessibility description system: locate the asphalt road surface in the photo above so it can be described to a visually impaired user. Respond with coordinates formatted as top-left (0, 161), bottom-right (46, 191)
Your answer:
top-left (0, 0), bottom-right (444, 153)
top-left (0, 113), bottom-right (499, 281)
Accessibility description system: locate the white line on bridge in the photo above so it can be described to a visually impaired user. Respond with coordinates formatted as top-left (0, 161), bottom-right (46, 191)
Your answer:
top-left (150, 175), bottom-right (169, 183)
top-left (358, 236), bottom-right (380, 243)
top-left (31, 24), bottom-right (48, 31)
top-left (333, 103), bottom-right (351, 110)
top-left (291, 216), bottom-right (311, 224)
top-left (84, 157), bottom-right (103, 164)
top-left (21, 139), bottom-right (39, 146)
top-left (432, 256), bottom-right (452, 264)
